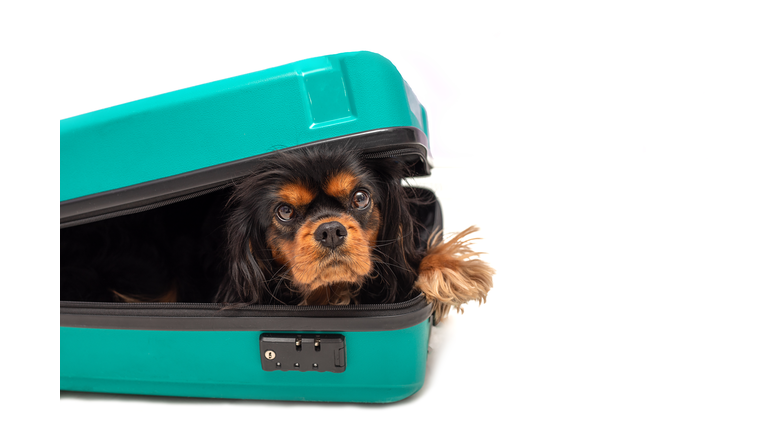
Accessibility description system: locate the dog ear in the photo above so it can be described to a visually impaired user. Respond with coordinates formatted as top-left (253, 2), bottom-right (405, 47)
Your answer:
top-left (215, 200), bottom-right (270, 304)
top-left (360, 157), bottom-right (424, 303)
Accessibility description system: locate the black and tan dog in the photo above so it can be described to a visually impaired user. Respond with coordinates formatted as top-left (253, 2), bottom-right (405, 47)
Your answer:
top-left (216, 146), bottom-right (493, 322)
top-left (60, 146), bottom-right (494, 323)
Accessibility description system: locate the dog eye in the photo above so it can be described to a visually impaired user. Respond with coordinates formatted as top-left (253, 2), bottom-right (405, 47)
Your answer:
top-left (351, 190), bottom-right (370, 210)
top-left (276, 205), bottom-right (295, 221)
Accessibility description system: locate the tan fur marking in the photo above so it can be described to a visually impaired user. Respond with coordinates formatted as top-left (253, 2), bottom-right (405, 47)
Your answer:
top-left (366, 206), bottom-right (380, 246)
top-left (265, 229), bottom-right (289, 267)
top-left (324, 171), bottom-right (358, 199)
top-left (300, 284), bottom-right (356, 306)
top-left (278, 214), bottom-right (374, 300)
top-left (415, 226), bottom-right (495, 325)
top-left (112, 282), bottom-right (178, 303)
top-left (278, 183), bottom-right (315, 207)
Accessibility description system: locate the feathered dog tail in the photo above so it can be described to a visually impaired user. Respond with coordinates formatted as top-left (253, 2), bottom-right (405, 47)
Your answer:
top-left (415, 226), bottom-right (495, 324)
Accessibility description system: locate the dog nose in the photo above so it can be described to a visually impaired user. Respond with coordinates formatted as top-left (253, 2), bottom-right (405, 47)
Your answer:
top-left (314, 221), bottom-right (347, 249)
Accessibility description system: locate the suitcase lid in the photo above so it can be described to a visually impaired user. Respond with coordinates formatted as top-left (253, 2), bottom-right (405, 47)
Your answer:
top-left (60, 51), bottom-right (430, 225)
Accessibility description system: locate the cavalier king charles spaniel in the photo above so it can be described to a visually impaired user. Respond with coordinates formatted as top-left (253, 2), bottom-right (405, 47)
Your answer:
top-left (215, 146), bottom-right (493, 322)
top-left (60, 145), bottom-right (493, 323)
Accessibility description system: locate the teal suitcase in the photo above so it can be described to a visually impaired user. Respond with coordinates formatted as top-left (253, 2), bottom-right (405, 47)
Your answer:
top-left (60, 51), bottom-right (437, 403)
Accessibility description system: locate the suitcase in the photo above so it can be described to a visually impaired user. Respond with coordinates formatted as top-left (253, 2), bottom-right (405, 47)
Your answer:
top-left (60, 51), bottom-right (440, 403)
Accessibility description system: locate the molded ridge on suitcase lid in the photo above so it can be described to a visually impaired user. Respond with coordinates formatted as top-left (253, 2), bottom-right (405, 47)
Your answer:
top-left (60, 51), bottom-right (430, 202)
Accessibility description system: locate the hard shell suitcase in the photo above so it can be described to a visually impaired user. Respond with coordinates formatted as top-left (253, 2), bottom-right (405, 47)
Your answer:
top-left (60, 51), bottom-right (440, 403)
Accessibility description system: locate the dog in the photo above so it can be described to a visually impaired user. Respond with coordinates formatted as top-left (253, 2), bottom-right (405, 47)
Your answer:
top-left (60, 145), bottom-right (493, 323)
top-left (214, 145), bottom-right (494, 322)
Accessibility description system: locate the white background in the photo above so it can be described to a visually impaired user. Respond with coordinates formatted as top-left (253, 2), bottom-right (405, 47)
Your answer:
top-left (5, 0), bottom-right (767, 430)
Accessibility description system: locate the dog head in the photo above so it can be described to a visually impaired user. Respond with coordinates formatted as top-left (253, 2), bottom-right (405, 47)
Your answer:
top-left (217, 145), bottom-right (425, 306)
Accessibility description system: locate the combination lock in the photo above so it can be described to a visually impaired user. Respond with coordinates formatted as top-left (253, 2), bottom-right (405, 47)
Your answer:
top-left (259, 334), bottom-right (346, 373)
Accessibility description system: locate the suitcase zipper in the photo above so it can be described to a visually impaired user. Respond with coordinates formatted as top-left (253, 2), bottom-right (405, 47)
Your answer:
top-left (363, 146), bottom-right (424, 160)
top-left (60, 294), bottom-right (432, 327)
top-left (60, 292), bottom-right (425, 312)
top-left (60, 293), bottom-right (432, 330)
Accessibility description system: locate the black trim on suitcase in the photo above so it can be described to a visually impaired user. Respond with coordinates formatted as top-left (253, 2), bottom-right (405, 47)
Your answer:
top-left (60, 294), bottom-right (432, 331)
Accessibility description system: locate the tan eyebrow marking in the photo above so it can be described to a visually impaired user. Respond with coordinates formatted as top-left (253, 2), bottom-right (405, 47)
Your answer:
top-left (278, 183), bottom-right (315, 207)
top-left (325, 171), bottom-right (358, 199)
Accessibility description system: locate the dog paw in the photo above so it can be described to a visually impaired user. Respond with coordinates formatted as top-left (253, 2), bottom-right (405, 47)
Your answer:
top-left (415, 226), bottom-right (494, 324)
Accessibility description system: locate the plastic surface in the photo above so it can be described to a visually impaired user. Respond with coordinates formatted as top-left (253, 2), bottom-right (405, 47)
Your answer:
top-left (59, 51), bottom-right (435, 403)
top-left (60, 320), bottom-right (430, 403)
top-left (60, 128), bottom-right (430, 227)
top-left (60, 51), bottom-right (429, 202)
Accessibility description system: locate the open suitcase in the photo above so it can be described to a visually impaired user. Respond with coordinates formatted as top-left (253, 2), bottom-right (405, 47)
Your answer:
top-left (60, 51), bottom-right (440, 403)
